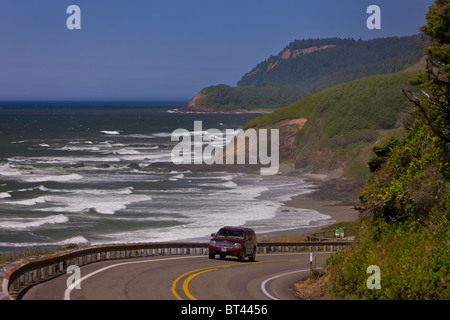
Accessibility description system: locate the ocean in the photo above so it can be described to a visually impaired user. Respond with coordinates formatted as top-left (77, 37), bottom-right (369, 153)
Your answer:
top-left (0, 102), bottom-right (330, 253)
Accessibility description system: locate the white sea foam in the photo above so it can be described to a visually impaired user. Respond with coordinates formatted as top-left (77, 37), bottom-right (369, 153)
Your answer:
top-left (101, 130), bottom-right (121, 135)
top-left (0, 163), bottom-right (28, 177)
top-left (0, 214), bottom-right (69, 231)
top-left (58, 146), bottom-right (101, 152)
top-left (93, 179), bottom-right (279, 245)
top-left (0, 163), bottom-right (87, 182)
top-left (0, 113), bottom-right (332, 251)
top-left (124, 134), bottom-right (159, 139)
top-left (5, 196), bottom-right (49, 206)
top-left (219, 175), bottom-right (234, 181)
top-left (15, 185), bottom-right (50, 192)
top-left (113, 149), bottom-right (141, 155)
top-left (23, 173), bottom-right (84, 183)
top-left (0, 236), bottom-right (90, 248)
top-left (221, 181), bottom-right (238, 188)
top-left (59, 236), bottom-right (90, 245)
top-left (3, 185), bottom-right (145, 215)
top-left (45, 186), bottom-right (134, 195)
top-left (0, 192), bottom-right (11, 199)
top-left (150, 132), bottom-right (173, 138)
top-left (37, 193), bottom-right (152, 215)
top-left (26, 156), bottom-right (122, 164)
top-left (17, 187), bottom-right (35, 192)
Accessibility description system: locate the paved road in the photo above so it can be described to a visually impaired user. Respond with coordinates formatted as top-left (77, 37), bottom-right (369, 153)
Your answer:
top-left (21, 252), bottom-right (330, 300)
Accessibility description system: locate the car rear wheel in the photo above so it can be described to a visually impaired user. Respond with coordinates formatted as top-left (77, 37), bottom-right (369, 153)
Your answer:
top-left (209, 253), bottom-right (215, 259)
top-left (249, 248), bottom-right (256, 262)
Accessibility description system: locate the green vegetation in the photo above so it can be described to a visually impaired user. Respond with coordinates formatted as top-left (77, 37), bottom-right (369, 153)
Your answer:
top-left (196, 83), bottom-right (309, 111)
top-left (367, 136), bottom-right (399, 172)
top-left (264, 221), bottom-right (359, 242)
top-left (245, 71), bottom-right (414, 183)
top-left (324, 0), bottom-right (449, 299)
top-left (239, 36), bottom-right (422, 87)
top-left (326, 119), bottom-right (449, 299)
top-left (245, 72), bottom-right (413, 131)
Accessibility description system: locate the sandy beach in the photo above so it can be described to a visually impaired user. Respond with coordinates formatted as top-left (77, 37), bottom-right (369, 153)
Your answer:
top-left (258, 174), bottom-right (361, 241)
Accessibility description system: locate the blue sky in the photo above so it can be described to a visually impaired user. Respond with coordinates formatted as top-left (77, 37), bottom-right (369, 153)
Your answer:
top-left (0, 0), bottom-right (434, 101)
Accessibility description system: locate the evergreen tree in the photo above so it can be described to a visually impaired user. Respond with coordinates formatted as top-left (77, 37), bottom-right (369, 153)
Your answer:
top-left (403, 0), bottom-right (450, 145)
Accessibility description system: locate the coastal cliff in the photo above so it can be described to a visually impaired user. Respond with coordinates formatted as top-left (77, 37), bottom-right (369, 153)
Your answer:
top-left (243, 71), bottom-right (415, 184)
top-left (182, 36), bottom-right (423, 112)
top-left (181, 92), bottom-right (212, 112)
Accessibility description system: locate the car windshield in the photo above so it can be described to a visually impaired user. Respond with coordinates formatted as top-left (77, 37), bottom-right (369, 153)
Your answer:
top-left (215, 229), bottom-right (245, 239)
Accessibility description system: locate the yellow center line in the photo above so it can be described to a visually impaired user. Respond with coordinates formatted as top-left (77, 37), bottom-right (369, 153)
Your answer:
top-left (180, 263), bottom-right (264, 300)
top-left (171, 264), bottom-right (235, 300)
top-left (182, 269), bottom-right (216, 300)
top-left (171, 258), bottom-right (325, 300)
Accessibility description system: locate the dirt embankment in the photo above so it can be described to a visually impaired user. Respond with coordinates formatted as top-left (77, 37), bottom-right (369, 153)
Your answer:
top-left (180, 92), bottom-right (211, 112)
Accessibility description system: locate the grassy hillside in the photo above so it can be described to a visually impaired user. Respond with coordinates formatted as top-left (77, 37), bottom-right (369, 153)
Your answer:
top-left (244, 71), bottom-right (414, 183)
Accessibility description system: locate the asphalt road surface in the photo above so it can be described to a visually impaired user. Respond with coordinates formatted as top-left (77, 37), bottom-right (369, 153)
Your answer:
top-left (21, 252), bottom-right (331, 300)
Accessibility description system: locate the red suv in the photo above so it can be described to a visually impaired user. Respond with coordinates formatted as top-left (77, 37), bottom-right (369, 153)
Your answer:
top-left (209, 226), bottom-right (257, 261)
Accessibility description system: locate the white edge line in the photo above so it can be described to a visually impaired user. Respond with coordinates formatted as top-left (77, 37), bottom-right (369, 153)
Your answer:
top-left (64, 256), bottom-right (204, 300)
top-left (261, 268), bottom-right (322, 300)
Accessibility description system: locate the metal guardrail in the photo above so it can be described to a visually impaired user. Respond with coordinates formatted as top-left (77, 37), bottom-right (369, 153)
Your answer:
top-left (1, 240), bottom-right (351, 300)
top-left (307, 227), bottom-right (359, 241)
